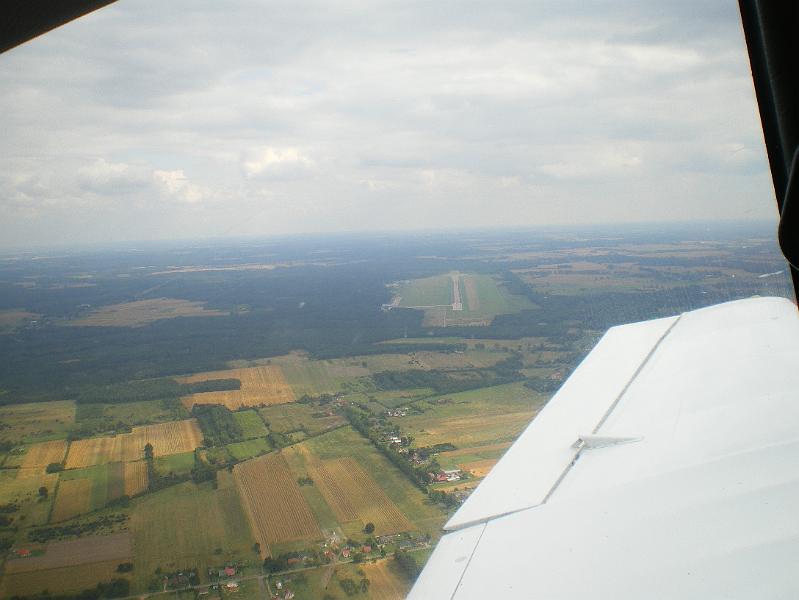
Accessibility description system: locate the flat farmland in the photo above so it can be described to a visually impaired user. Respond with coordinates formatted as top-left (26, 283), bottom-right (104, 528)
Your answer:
top-left (51, 478), bottom-right (92, 522)
top-left (66, 297), bottom-right (226, 327)
top-left (360, 559), bottom-right (411, 600)
top-left (0, 470), bottom-right (57, 527)
top-left (124, 460), bottom-right (148, 496)
top-left (293, 427), bottom-right (446, 535)
top-left (310, 458), bottom-right (413, 536)
top-left (59, 463), bottom-right (116, 513)
top-left (0, 401), bottom-right (75, 443)
top-left (394, 383), bottom-right (545, 449)
top-left (179, 366), bottom-right (295, 409)
top-left (130, 473), bottom-right (253, 590)
top-left (275, 354), bottom-right (368, 397)
top-left (0, 560), bottom-right (125, 598)
top-left (65, 419), bottom-right (203, 468)
top-left (259, 403), bottom-right (345, 437)
top-left (226, 438), bottom-right (271, 461)
top-left (4, 532), bottom-right (132, 574)
top-left (233, 410), bottom-right (268, 438)
top-left (19, 440), bottom-right (68, 472)
top-left (458, 458), bottom-right (499, 478)
top-left (233, 452), bottom-right (320, 557)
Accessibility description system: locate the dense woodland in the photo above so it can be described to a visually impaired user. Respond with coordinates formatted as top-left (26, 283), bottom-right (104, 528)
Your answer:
top-left (0, 223), bottom-right (792, 405)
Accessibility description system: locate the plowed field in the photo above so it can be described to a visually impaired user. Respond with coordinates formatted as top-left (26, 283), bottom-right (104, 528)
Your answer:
top-left (65, 420), bottom-right (202, 468)
top-left (233, 452), bottom-right (320, 557)
top-left (20, 440), bottom-right (68, 470)
top-left (179, 366), bottom-right (295, 410)
top-left (123, 461), bottom-right (148, 496)
top-left (310, 458), bottom-right (412, 535)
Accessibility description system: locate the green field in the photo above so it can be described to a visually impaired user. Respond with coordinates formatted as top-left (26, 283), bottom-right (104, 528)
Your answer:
top-left (233, 410), bottom-right (269, 439)
top-left (259, 403), bottom-right (345, 437)
top-left (0, 401), bottom-right (75, 443)
top-left (395, 272), bottom-right (534, 327)
top-left (394, 382), bottom-right (545, 450)
top-left (395, 274), bottom-right (453, 307)
top-left (129, 471), bottom-right (255, 592)
top-left (154, 451), bottom-right (195, 477)
top-left (226, 437), bottom-right (271, 461)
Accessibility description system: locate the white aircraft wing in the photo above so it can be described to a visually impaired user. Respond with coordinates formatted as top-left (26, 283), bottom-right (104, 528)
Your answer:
top-left (409, 296), bottom-right (799, 599)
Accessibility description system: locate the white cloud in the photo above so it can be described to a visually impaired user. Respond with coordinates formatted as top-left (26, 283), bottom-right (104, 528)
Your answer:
top-left (153, 169), bottom-right (208, 204)
top-left (242, 147), bottom-right (314, 179)
top-left (78, 158), bottom-right (149, 192)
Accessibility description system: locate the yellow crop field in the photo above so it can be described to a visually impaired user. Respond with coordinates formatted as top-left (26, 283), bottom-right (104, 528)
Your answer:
top-left (310, 458), bottom-right (412, 536)
top-left (20, 440), bottom-right (68, 472)
top-left (123, 461), bottom-right (148, 496)
top-left (51, 478), bottom-right (92, 522)
top-left (458, 458), bottom-right (498, 478)
top-left (179, 366), bottom-right (295, 409)
top-left (65, 419), bottom-right (202, 468)
top-left (360, 560), bottom-right (410, 600)
top-left (233, 452), bottom-right (320, 557)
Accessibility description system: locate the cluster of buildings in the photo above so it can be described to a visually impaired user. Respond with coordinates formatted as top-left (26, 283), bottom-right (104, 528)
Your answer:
top-left (429, 468), bottom-right (463, 483)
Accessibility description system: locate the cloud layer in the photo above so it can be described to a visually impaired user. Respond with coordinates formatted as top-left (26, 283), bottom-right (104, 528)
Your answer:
top-left (0, 0), bottom-right (778, 248)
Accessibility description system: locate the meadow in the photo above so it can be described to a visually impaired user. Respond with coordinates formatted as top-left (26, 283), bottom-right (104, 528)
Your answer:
top-left (130, 472), bottom-right (254, 590)
top-left (67, 298), bottom-right (226, 327)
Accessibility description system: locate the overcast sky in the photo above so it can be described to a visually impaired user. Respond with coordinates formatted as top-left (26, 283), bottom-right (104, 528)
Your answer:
top-left (0, 0), bottom-right (780, 248)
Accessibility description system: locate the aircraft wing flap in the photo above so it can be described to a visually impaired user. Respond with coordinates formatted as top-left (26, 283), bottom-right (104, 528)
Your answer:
top-left (444, 314), bottom-right (678, 531)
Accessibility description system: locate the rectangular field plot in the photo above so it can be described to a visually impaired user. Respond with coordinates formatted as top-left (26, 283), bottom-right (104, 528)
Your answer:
top-left (4, 532), bottom-right (132, 574)
top-left (0, 401), bottom-right (75, 443)
top-left (51, 478), bottom-right (92, 522)
top-left (310, 458), bottom-right (413, 536)
top-left (233, 410), bottom-right (268, 439)
top-left (19, 440), bottom-right (68, 471)
top-left (179, 366), bottom-right (295, 409)
top-left (233, 452), bottom-right (320, 556)
top-left (394, 382), bottom-right (544, 449)
top-left (124, 460), bottom-right (148, 496)
top-left (65, 419), bottom-right (203, 468)
top-left (66, 297), bottom-right (226, 327)
top-left (287, 427), bottom-right (446, 536)
top-left (0, 560), bottom-right (125, 598)
top-left (258, 403), bottom-right (345, 437)
top-left (130, 473), bottom-right (253, 589)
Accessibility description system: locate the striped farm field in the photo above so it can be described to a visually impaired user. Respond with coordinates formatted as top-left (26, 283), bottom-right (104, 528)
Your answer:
top-left (123, 461), bottom-right (148, 496)
top-left (64, 419), bottom-right (203, 468)
top-left (51, 478), bottom-right (92, 522)
top-left (310, 458), bottom-right (413, 536)
top-left (233, 452), bottom-right (320, 557)
top-left (20, 440), bottom-right (68, 471)
top-left (179, 366), bottom-right (295, 410)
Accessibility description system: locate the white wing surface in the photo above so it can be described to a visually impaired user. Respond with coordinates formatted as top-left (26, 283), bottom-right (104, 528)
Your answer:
top-left (409, 296), bottom-right (799, 599)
